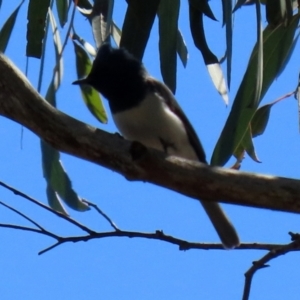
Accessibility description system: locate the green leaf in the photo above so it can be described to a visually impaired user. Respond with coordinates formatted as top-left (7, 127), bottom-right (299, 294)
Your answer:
top-left (41, 81), bottom-right (89, 212)
top-left (253, 1), bottom-right (263, 107)
top-left (49, 8), bottom-right (63, 88)
top-left (72, 32), bottom-right (97, 56)
top-left (241, 127), bottom-right (260, 163)
top-left (56, 0), bottom-right (69, 27)
top-left (158, 0), bottom-right (179, 93)
top-left (211, 14), bottom-right (300, 166)
top-left (233, 0), bottom-right (248, 13)
top-left (176, 29), bottom-right (188, 68)
top-left (41, 139), bottom-right (89, 212)
top-left (120, 0), bottom-right (160, 60)
top-left (46, 184), bottom-right (68, 215)
top-left (189, 0), bottom-right (217, 21)
top-left (73, 41), bottom-right (108, 123)
top-left (189, 5), bottom-right (218, 64)
top-left (0, 1), bottom-right (24, 53)
top-left (221, 0), bottom-right (232, 89)
top-left (91, 0), bottom-right (114, 48)
top-left (266, 0), bottom-right (293, 27)
top-left (26, 0), bottom-right (51, 58)
top-left (251, 103), bottom-right (273, 137)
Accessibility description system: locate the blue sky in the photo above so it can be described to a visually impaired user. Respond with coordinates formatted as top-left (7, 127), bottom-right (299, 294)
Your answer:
top-left (1, 1), bottom-right (300, 299)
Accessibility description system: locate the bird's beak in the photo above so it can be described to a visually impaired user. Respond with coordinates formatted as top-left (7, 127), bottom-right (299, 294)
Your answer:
top-left (72, 78), bottom-right (90, 85)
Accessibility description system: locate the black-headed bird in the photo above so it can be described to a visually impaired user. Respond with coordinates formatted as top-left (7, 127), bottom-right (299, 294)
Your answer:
top-left (73, 44), bottom-right (239, 248)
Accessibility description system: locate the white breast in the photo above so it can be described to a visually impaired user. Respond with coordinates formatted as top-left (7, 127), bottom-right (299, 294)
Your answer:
top-left (112, 93), bottom-right (198, 161)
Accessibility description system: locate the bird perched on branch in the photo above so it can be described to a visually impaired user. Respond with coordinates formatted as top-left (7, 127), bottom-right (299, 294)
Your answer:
top-left (73, 43), bottom-right (239, 249)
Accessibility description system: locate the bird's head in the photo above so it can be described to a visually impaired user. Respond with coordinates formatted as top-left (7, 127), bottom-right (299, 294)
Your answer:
top-left (73, 44), bottom-right (146, 104)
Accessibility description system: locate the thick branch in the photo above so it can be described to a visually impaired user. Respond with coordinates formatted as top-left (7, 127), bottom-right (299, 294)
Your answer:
top-left (1, 53), bottom-right (300, 213)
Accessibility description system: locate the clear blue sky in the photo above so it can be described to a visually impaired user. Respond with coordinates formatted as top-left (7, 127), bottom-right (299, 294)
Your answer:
top-left (1, 1), bottom-right (300, 299)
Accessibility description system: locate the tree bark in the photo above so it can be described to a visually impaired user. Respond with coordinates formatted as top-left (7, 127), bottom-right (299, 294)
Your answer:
top-left (1, 53), bottom-right (300, 213)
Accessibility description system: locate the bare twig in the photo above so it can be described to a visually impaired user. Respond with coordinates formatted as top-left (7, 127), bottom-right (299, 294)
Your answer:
top-left (0, 200), bottom-right (46, 231)
top-left (0, 223), bottom-right (60, 239)
top-left (83, 199), bottom-right (120, 231)
top-left (242, 233), bottom-right (300, 300)
top-left (0, 180), bottom-right (95, 235)
top-left (38, 231), bottom-right (296, 255)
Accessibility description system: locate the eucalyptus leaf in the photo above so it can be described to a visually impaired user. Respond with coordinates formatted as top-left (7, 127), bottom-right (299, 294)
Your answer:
top-left (211, 15), bottom-right (300, 166)
top-left (73, 41), bottom-right (108, 123)
top-left (189, 0), bottom-right (217, 21)
top-left (41, 82), bottom-right (89, 212)
top-left (207, 63), bottom-right (229, 105)
top-left (158, 0), bottom-right (179, 93)
top-left (120, 0), bottom-right (160, 60)
top-left (221, 0), bottom-right (232, 89)
top-left (91, 0), bottom-right (114, 48)
top-left (176, 29), bottom-right (188, 68)
top-left (233, 0), bottom-right (248, 12)
top-left (56, 0), bottom-right (68, 27)
top-left (49, 8), bottom-right (63, 89)
top-left (26, 0), bottom-right (51, 58)
top-left (0, 1), bottom-right (24, 53)
top-left (111, 21), bottom-right (121, 47)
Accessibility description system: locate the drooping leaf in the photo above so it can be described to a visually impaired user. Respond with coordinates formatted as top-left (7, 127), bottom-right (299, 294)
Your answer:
top-left (49, 8), bottom-right (63, 88)
top-left (72, 32), bottom-right (97, 56)
top-left (91, 0), bottom-right (114, 48)
top-left (189, 0), bottom-right (217, 21)
top-left (46, 183), bottom-right (68, 215)
top-left (41, 137), bottom-right (89, 212)
top-left (120, 0), bottom-right (160, 60)
top-left (0, 1), bottom-right (24, 53)
top-left (26, 0), bottom-right (51, 58)
top-left (253, 0), bottom-right (263, 107)
top-left (207, 64), bottom-right (229, 105)
top-left (189, 4), bottom-right (218, 64)
top-left (158, 0), bottom-right (180, 93)
top-left (221, 0), bottom-right (232, 89)
top-left (277, 31), bottom-right (300, 77)
top-left (73, 41), bottom-right (108, 123)
top-left (176, 29), bottom-right (188, 68)
top-left (266, 0), bottom-right (293, 27)
top-left (211, 15), bottom-right (300, 166)
top-left (189, 4), bottom-right (229, 104)
top-left (233, 0), bottom-right (249, 12)
top-left (56, 0), bottom-right (69, 27)
top-left (111, 21), bottom-right (121, 47)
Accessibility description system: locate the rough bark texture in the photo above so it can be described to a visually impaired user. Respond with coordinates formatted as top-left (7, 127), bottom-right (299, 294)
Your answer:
top-left (1, 53), bottom-right (300, 213)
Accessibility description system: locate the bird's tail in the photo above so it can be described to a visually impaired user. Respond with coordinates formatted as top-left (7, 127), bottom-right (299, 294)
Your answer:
top-left (200, 200), bottom-right (239, 249)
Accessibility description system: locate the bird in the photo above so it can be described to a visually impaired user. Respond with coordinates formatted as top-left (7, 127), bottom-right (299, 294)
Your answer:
top-left (73, 43), bottom-right (240, 249)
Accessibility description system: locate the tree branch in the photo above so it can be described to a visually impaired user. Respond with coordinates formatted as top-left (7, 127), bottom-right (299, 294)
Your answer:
top-left (242, 232), bottom-right (300, 300)
top-left (1, 53), bottom-right (300, 213)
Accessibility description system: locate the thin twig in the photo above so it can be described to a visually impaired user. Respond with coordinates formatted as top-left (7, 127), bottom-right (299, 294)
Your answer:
top-left (0, 223), bottom-right (60, 239)
top-left (0, 181), bottom-right (95, 234)
top-left (0, 200), bottom-right (45, 231)
top-left (242, 233), bottom-right (300, 300)
top-left (83, 199), bottom-right (120, 231)
top-left (38, 229), bottom-right (292, 255)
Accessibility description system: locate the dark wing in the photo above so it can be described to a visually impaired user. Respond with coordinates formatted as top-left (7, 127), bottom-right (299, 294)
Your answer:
top-left (146, 77), bottom-right (207, 164)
